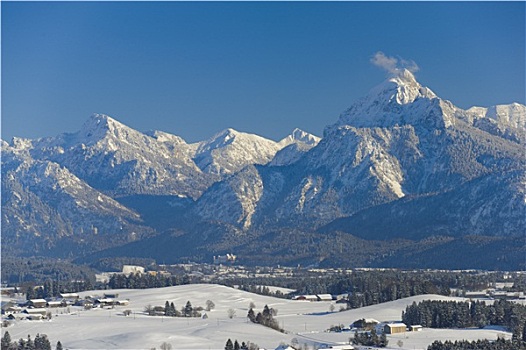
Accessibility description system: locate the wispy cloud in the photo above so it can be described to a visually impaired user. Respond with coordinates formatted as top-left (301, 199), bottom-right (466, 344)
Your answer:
top-left (370, 52), bottom-right (420, 75)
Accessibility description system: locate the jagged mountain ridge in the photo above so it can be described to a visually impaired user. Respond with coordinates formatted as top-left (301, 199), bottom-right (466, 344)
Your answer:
top-left (1, 142), bottom-right (155, 257)
top-left (2, 69), bottom-right (524, 266)
top-left (192, 70), bottom-right (524, 236)
top-left (1, 115), bottom-right (320, 258)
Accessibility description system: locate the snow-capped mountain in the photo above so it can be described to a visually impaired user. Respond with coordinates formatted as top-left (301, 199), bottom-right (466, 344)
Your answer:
top-left (1, 114), bottom-right (321, 258)
top-left (193, 70), bottom-right (524, 236)
top-left (271, 128), bottom-right (321, 166)
top-left (23, 114), bottom-right (212, 198)
top-left (277, 128), bottom-right (321, 148)
top-left (1, 142), bottom-right (154, 257)
top-left (190, 127), bottom-right (320, 176)
top-left (2, 69), bottom-right (524, 265)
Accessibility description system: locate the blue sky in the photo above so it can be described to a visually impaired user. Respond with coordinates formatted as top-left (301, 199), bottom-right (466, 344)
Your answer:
top-left (2, 1), bottom-right (524, 142)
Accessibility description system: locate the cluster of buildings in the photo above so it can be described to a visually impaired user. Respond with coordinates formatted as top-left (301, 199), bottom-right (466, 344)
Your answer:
top-left (1, 292), bottom-right (130, 322)
top-left (465, 289), bottom-right (525, 300)
top-left (292, 294), bottom-right (334, 302)
top-left (327, 318), bottom-right (423, 335)
top-left (1, 292), bottom-right (79, 321)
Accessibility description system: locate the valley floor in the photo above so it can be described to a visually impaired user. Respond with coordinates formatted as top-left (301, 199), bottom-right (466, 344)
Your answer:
top-left (1, 284), bottom-right (513, 349)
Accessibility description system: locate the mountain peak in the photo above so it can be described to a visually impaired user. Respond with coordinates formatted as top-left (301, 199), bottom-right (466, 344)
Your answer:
top-left (78, 114), bottom-right (135, 143)
top-left (371, 69), bottom-right (436, 105)
top-left (335, 70), bottom-right (441, 129)
top-left (278, 128), bottom-right (321, 148)
top-left (391, 68), bottom-right (417, 84)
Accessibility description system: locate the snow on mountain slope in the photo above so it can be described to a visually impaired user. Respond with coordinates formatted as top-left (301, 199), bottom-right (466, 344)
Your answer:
top-left (271, 128), bottom-right (321, 166)
top-left (467, 103), bottom-right (526, 143)
top-left (26, 114), bottom-right (211, 198)
top-left (192, 70), bottom-right (525, 233)
top-left (194, 165), bottom-right (264, 230)
top-left (192, 128), bottom-right (321, 176)
top-left (336, 69), bottom-right (449, 129)
top-left (1, 142), bottom-right (152, 256)
top-left (192, 128), bottom-right (282, 176)
top-left (277, 128), bottom-right (321, 148)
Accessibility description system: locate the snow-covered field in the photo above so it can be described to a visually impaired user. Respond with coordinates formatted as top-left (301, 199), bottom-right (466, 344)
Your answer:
top-left (1, 284), bottom-right (512, 349)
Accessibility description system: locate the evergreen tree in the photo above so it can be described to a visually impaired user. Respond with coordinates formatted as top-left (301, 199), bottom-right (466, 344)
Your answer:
top-left (233, 340), bottom-right (240, 350)
top-left (184, 301), bottom-right (193, 317)
top-left (170, 302), bottom-right (177, 317)
top-left (164, 301), bottom-right (171, 316)
top-left (379, 332), bottom-right (388, 347)
top-left (225, 339), bottom-right (233, 350)
top-left (26, 335), bottom-right (34, 350)
top-left (247, 308), bottom-right (256, 323)
top-left (1, 332), bottom-right (11, 350)
top-left (56, 341), bottom-right (63, 350)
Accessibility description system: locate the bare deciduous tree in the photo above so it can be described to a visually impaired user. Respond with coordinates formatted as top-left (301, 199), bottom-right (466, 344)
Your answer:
top-left (205, 300), bottom-right (215, 311)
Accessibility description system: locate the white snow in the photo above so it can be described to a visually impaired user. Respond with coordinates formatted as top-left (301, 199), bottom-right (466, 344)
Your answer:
top-left (2, 284), bottom-right (512, 350)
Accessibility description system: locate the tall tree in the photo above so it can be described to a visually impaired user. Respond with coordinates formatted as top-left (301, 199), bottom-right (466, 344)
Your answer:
top-left (1, 332), bottom-right (11, 350)
top-left (184, 301), bottom-right (193, 317)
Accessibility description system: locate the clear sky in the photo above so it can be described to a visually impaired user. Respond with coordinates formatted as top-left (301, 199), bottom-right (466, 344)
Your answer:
top-left (2, 1), bottom-right (525, 142)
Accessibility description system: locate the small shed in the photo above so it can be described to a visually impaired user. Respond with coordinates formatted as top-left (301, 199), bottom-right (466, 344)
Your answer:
top-left (384, 323), bottom-right (407, 334)
top-left (410, 325), bottom-right (423, 332)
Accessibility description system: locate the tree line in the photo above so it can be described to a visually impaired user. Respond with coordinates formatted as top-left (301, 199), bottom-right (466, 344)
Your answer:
top-left (144, 300), bottom-right (210, 318)
top-left (402, 299), bottom-right (526, 340)
top-left (224, 339), bottom-right (258, 350)
top-left (1, 332), bottom-right (62, 350)
top-left (222, 269), bottom-right (524, 309)
top-left (427, 338), bottom-right (526, 350)
top-left (247, 305), bottom-right (283, 332)
top-left (108, 272), bottom-right (191, 289)
top-left (352, 328), bottom-right (388, 347)
top-left (25, 279), bottom-right (93, 300)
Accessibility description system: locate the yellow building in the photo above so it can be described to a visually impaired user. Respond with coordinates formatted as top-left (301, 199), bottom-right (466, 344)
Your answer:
top-left (384, 323), bottom-right (407, 334)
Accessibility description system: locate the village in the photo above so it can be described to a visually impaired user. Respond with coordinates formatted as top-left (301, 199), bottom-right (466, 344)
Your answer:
top-left (1, 263), bottom-right (525, 349)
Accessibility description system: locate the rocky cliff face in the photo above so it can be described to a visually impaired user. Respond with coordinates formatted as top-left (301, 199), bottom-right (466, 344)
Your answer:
top-left (2, 70), bottom-right (524, 262)
top-left (193, 70), bottom-right (524, 236)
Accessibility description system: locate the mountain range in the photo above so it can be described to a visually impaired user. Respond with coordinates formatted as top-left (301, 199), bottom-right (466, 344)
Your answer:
top-left (2, 69), bottom-right (524, 269)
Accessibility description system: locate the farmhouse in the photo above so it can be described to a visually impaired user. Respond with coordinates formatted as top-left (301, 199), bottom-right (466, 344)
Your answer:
top-left (60, 292), bottom-right (80, 301)
top-left (316, 294), bottom-right (333, 301)
top-left (384, 322), bottom-right (407, 334)
top-left (28, 299), bottom-right (47, 308)
top-left (292, 295), bottom-right (318, 301)
top-left (352, 318), bottom-right (379, 330)
top-left (23, 308), bottom-right (47, 316)
top-left (46, 301), bottom-right (64, 308)
top-left (95, 298), bottom-right (114, 307)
